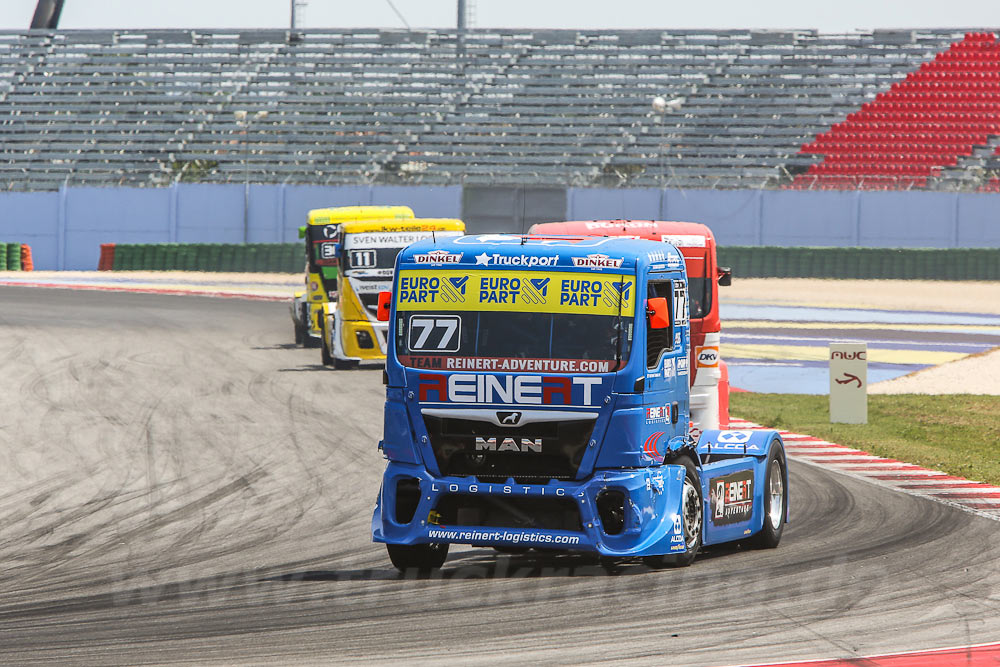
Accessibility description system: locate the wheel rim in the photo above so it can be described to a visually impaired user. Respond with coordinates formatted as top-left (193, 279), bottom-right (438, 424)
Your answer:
top-left (768, 459), bottom-right (784, 531)
top-left (682, 477), bottom-right (702, 549)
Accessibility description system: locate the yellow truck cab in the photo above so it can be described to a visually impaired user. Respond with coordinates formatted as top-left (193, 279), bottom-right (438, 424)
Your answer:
top-left (292, 205), bottom-right (414, 347)
top-left (321, 218), bottom-right (465, 368)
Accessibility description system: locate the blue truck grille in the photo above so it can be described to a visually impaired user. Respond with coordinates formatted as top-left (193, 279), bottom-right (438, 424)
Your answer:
top-left (434, 494), bottom-right (582, 532)
top-left (422, 416), bottom-right (595, 482)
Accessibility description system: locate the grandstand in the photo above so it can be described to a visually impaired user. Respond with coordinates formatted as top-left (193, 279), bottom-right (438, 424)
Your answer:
top-left (1, 27), bottom-right (998, 192)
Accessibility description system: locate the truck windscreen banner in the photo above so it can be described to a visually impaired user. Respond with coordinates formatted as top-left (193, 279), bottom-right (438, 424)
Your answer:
top-left (344, 231), bottom-right (462, 250)
top-left (395, 270), bottom-right (635, 316)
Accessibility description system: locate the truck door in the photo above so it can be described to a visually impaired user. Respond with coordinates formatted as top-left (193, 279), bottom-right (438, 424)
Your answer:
top-left (642, 276), bottom-right (688, 458)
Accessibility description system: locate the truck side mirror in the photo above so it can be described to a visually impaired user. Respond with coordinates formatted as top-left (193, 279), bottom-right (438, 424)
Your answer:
top-left (376, 291), bottom-right (392, 322)
top-left (718, 266), bottom-right (732, 287)
top-left (646, 297), bottom-right (670, 329)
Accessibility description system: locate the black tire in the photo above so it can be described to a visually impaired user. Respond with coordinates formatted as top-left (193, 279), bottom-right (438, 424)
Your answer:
top-left (333, 358), bottom-right (359, 370)
top-left (320, 322), bottom-right (334, 366)
top-left (750, 440), bottom-right (787, 549)
top-left (293, 320), bottom-right (305, 346)
top-left (644, 454), bottom-right (703, 569)
top-left (387, 543), bottom-right (449, 573)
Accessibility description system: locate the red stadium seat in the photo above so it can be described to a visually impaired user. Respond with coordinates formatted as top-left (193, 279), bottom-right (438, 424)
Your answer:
top-left (793, 31), bottom-right (1000, 190)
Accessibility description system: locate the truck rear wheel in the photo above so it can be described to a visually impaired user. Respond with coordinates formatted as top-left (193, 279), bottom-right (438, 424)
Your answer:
top-left (293, 321), bottom-right (306, 346)
top-left (644, 455), bottom-right (703, 569)
top-left (750, 441), bottom-right (787, 549)
top-left (387, 543), bottom-right (449, 573)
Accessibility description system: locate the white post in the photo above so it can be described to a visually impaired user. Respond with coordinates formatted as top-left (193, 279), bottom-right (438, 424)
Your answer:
top-left (829, 343), bottom-right (868, 424)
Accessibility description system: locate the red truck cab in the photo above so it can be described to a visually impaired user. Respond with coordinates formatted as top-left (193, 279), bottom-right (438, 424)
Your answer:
top-left (528, 220), bottom-right (731, 431)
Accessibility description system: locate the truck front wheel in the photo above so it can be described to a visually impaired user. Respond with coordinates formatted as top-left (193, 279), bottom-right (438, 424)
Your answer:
top-left (387, 543), bottom-right (449, 573)
top-left (320, 329), bottom-right (334, 366)
top-left (750, 441), bottom-right (787, 549)
top-left (644, 455), bottom-right (703, 569)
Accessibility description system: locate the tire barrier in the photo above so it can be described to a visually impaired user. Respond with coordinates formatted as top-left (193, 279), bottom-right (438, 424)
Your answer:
top-left (717, 246), bottom-right (1000, 281)
top-left (20, 244), bottom-right (33, 271)
top-left (98, 244), bottom-right (116, 271)
top-left (106, 243), bottom-right (302, 273)
top-left (1, 243), bottom-right (30, 270)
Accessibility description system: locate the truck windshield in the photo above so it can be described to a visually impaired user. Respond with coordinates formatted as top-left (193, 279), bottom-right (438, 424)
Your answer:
top-left (395, 311), bottom-right (632, 373)
top-left (688, 277), bottom-right (709, 319)
top-left (308, 224), bottom-right (341, 267)
top-left (680, 252), bottom-right (710, 320)
top-left (343, 231), bottom-right (463, 275)
top-left (393, 269), bottom-right (636, 373)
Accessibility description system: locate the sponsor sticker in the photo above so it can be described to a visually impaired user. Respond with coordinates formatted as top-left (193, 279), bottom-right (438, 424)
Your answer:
top-left (717, 430), bottom-right (752, 444)
top-left (646, 404), bottom-right (671, 423)
top-left (677, 357), bottom-right (689, 374)
top-left (709, 470), bottom-right (755, 526)
top-left (401, 356), bottom-right (616, 374)
top-left (696, 345), bottom-right (719, 368)
top-left (413, 250), bottom-right (463, 264)
top-left (418, 373), bottom-right (604, 406)
top-left (663, 357), bottom-right (676, 379)
top-left (474, 252), bottom-right (559, 267)
top-left (584, 221), bottom-right (657, 231)
top-left (571, 254), bottom-right (624, 270)
top-left (349, 279), bottom-right (393, 294)
top-left (660, 234), bottom-right (707, 248)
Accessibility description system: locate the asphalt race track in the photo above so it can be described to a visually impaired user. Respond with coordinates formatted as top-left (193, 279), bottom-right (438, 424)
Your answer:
top-left (3, 286), bottom-right (1000, 666)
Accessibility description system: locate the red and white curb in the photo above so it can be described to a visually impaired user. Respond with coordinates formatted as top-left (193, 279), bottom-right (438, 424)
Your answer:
top-left (726, 639), bottom-right (1000, 666)
top-left (730, 418), bottom-right (1000, 522)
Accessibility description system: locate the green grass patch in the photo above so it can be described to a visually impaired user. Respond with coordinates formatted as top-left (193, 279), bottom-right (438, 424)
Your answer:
top-left (730, 393), bottom-right (1000, 485)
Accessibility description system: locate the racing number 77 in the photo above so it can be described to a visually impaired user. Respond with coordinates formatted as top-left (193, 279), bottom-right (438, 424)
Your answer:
top-left (408, 315), bottom-right (461, 352)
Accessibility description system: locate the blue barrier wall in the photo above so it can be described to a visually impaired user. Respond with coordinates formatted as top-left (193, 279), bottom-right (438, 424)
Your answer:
top-left (567, 187), bottom-right (1000, 248)
top-left (1, 184), bottom-right (996, 270)
top-left (0, 184), bottom-right (462, 269)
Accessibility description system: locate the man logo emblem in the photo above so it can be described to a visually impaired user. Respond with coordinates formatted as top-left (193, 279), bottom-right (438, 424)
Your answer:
top-left (497, 411), bottom-right (522, 426)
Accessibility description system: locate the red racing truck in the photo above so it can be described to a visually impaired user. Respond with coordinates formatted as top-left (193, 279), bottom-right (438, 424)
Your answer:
top-left (529, 220), bottom-right (732, 433)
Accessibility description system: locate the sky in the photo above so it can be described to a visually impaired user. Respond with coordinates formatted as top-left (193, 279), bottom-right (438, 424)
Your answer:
top-left (0, 0), bottom-right (997, 33)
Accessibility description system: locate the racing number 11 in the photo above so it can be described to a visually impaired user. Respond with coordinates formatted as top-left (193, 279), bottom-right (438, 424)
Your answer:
top-left (408, 315), bottom-right (461, 352)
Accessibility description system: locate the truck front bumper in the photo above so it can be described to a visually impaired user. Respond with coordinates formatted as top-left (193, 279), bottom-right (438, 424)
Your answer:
top-left (372, 461), bottom-right (689, 558)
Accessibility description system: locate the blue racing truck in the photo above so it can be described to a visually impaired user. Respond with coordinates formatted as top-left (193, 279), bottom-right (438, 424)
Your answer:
top-left (372, 234), bottom-right (788, 571)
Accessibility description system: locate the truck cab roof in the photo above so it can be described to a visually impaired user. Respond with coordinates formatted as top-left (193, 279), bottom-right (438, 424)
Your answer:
top-left (398, 233), bottom-right (686, 275)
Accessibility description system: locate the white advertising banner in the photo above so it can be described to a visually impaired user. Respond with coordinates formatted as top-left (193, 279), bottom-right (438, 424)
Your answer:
top-left (829, 343), bottom-right (868, 424)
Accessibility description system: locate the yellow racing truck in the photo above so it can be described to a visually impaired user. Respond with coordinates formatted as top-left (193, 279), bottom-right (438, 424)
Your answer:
top-left (292, 205), bottom-right (414, 347)
top-left (320, 218), bottom-right (465, 369)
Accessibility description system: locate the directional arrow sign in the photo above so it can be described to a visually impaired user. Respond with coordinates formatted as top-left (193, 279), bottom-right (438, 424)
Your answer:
top-left (835, 372), bottom-right (862, 388)
top-left (830, 343), bottom-right (867, 424)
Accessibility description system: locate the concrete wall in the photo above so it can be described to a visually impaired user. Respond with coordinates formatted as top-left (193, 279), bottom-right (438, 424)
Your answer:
top-left (1, 184), bottom-right (996, 270)
top-left (567, 187), bottom-right (1000, 249)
